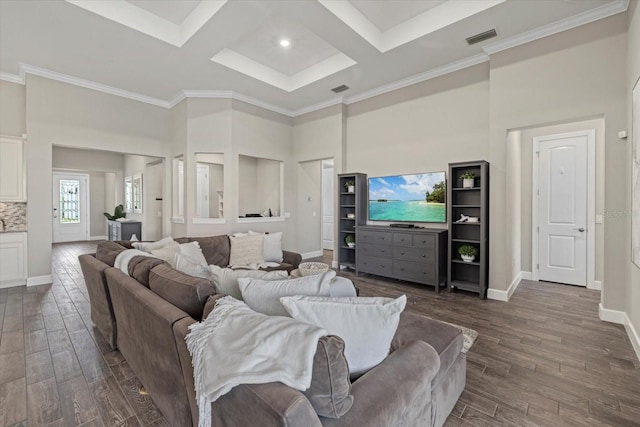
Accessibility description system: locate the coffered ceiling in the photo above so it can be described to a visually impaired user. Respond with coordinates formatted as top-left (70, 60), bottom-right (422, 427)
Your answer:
top-left (0, 0), bottom-right (628, 116)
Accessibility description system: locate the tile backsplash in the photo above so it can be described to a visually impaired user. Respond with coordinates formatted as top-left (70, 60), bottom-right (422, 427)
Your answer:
top-left (0, 202), bottom-right (27, 232)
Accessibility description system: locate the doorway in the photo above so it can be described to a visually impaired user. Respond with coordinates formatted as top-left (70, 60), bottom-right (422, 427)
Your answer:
top-left (52, 172), bottom-right (89, 243)
top-left (532, 130), bottom-right (595, 286)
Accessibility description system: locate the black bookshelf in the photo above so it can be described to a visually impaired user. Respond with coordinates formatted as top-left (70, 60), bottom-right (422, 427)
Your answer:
top-left (447, 161), bottom-right (489, 298)
top-left (337, 173), bottom-right (367, 271)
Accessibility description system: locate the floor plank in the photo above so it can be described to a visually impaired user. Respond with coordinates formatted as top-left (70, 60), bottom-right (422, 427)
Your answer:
top-left (1, 243), bottom-right (639, 427)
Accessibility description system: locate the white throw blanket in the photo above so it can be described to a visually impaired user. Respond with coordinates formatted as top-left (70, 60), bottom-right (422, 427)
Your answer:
top-left (185, 296), bottom-right (327, 427)
top-left (113, 249), bottom-right (157, 276)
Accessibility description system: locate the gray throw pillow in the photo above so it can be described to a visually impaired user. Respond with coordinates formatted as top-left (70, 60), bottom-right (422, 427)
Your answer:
top-left (305, 335), bottom-right (353, 418)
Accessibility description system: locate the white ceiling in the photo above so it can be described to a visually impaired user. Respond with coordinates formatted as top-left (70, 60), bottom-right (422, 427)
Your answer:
top-left (0, 0), bottom-right (628, 116)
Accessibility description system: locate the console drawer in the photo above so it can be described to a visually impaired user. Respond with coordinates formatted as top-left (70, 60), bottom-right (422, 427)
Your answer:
top-left (393, 247), bottom-right (434, 263)
top-left (359, 243), bottom-right (392, 258)
top-left (357, 230), bottom-right (376, 245)
top-left (394, 260), bottom-right (436, 284)
top-left (392, 232), bottom-right (414, 247)
top-left (413, 234), bottom-right (436, 249)
top-left (357, 255), bottom-right (393, 277)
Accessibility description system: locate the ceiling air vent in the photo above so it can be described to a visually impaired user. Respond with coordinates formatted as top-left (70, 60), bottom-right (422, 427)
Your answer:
top-left (466, 29), bottom-right (497, 45)
top-left (331, 84), bottom-right (349, 94)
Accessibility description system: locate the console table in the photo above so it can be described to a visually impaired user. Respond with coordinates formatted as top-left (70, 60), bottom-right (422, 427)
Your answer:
top-left (108, 220), bottom-right (142, 241)
top-left (355, 226), bottom-right (447, 292)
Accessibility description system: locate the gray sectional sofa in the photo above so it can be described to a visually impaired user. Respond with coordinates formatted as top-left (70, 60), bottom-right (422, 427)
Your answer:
top-left (79, 237), bottom-right (466, 427)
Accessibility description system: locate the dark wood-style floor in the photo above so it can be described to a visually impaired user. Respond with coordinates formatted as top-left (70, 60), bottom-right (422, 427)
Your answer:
top-left (0, 244), bottom-right (638, 426)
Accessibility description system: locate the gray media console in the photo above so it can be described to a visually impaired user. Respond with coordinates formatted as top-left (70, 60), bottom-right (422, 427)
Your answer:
top-left (355, 226), bottom-right (448, 292)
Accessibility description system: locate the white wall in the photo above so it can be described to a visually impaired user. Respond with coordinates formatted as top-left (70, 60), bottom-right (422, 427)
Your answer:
top-left (26, 75), bottom-right (170, 278)
top-left (123, 154), bottom-right (163, 241)
top-left (238, 154), bottom-right (258, 215)
top-left (506, 130), bottom-right (522, 282)
top-left (626, 0), bottom-right (640, 356)
top-left (297, 160), bottom-right (322, 255)
top-left (488, 15), bottom-right (627, 311)
top-left (0, 80), bottom-right (26, 136)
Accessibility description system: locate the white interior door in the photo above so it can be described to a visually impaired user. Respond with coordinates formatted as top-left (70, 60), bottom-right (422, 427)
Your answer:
top-left (196, 163), bottom-right (209, 218)
top-left (322, 160), bottom-right (334, 250)
top-left (53, 173), bottom-right (89, 243)
top-left (536, 132), bottom-right (589, 286)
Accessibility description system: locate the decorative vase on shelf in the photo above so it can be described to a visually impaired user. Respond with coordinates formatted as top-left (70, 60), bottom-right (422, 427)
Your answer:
top-left (461, 255), bottom-right (475, 263)
top-left (347, 185), bottom-right (355, 193)
top-left (347, 242), bottom-right (355, 248)
top-left (462, 178), bottom-right (474, 189)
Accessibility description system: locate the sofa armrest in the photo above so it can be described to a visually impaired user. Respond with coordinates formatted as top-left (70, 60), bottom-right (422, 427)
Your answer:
top-left (321, 340), bottom-right (440, 427)
top-left (283, 250), bottom-right (302, 269)
top-left (78, 254), bottom-right (117, 349)
top-left (213, 383), bottom-right (322, 427)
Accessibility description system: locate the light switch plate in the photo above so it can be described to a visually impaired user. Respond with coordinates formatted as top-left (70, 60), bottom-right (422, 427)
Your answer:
top-left (596, 215), bottom-right (603, 224)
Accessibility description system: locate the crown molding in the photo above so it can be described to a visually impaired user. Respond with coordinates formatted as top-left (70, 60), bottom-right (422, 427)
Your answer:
top-left (291, 96), bottom-right (344, 117)
top-left (19, 64), bottom-right (171, 108)
top-left (482, 0), bottom-right (629, 55)
top-left (343, 53), bottom-right (489, 105)
top-left (170, 90), bottom-right (293, 117)
top-left (0, 72), bottom-right (24, 84)
top-left (2, 0), bottom-right (630, 119)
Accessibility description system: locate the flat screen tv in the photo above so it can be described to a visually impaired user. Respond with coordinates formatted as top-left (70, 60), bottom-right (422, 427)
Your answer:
top-left (368, 172), bottom-right (446, 223)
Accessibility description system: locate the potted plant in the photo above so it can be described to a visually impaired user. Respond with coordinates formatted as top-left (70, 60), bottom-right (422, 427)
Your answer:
top-left (458, 244), bottom-right (478, 262)
top-left (345, 234), bottom-right (355, 248)
top-left (103, 204), bottom-right (126, 221)
top-left (459, 172), bottom-right (476, 189)
top-left (344, 180), bottom-right (355, 193)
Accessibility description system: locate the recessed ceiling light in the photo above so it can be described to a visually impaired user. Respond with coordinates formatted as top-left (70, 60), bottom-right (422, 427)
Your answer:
top-left (279, 39), bottom-right (290, 47)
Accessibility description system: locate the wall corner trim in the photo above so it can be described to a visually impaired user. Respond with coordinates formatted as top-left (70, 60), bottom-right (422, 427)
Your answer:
top-left (27, 274), bottom-right (53, 287)
top-left (599, 303), bottom-right (626, 324)
top-left (487, 270), bottom-right (530, 301)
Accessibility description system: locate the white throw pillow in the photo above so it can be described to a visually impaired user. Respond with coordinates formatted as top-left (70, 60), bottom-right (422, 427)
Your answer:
top-left (208, 265), bottom-right (288, 299)
top-left (228, 234), bottom-right (264, 267)
top-left (249, 231), bottom-right (284, 263)
top-left (175, 242), bottom-right (208, 279)
top-left (280, 295), bottom-right (407, 377)
top-left (132, 236), bottom-right (174, 252)
top-left (149, 241), bottom-right (180, 268)
top-left (238, 271), bottom-right (335, 317)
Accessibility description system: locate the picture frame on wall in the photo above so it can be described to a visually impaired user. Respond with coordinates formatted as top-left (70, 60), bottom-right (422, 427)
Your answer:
top-left (633, 76), bottom-right (640, 269)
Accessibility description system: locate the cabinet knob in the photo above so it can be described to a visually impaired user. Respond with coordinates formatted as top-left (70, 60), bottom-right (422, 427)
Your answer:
top-left (400, 268), bottom-right (405, 271)
top-left (400, 252), bottom-right (405, 255)
top-left (421, 255), bottom-right (426, 258)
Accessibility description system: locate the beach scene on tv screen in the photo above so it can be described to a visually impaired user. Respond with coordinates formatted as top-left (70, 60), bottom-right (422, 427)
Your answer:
top-left (369, 173), bottom-right (446, 222)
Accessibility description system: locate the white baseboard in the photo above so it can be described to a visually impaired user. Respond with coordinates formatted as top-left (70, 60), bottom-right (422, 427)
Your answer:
top-left (598, 303), bottom-right (626, 324)
top-left (27, 274), bottom-right (53, 286)
top-left (624, 314), bottom-right (640, 362)
top-left (89, 235), bottom-right (107, 241)
top-left (588, 280), bottom-right (602, 291)
top-left (301, 250), bottom-right (324, 260)
top-left (599, 303), bottom-right (640, 362)
top-left (487, 270), bottom-right (531, 302)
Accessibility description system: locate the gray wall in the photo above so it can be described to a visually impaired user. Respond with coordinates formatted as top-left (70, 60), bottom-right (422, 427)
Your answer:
top-left (297, 160), bottom-right (322, 256)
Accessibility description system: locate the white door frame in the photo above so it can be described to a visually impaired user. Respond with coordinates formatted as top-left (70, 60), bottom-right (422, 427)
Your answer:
top-left (52, 171), bottom-right (90, 242)
top-left (532, 129), bottom-right (595, 287)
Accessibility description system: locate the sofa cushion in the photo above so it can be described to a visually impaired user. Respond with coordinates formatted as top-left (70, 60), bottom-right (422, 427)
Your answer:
top-left (281, 295), bottom-right (406, 377)
top-left (132, 236), bottom-right (175, 252)
top-left (149, 241), bottom-right (180, 268)
top-left (149, 264), bottom-right (216, 320)
top-left (229, 234), bottom-right (265, 267)
top-left (182, 235), bottom-right (230, 267)
top-left (208, 265), bottom-right (288, 300)
top-left (128, 256), bottom-right (167, 288)
top-left (238, 271), bottom-right (335, 316)
top-left (96, 241), bottom-right (127, 266)
top-left (304, 335), bottom-right (353, 419)
top-left (249, 231), bottom-right (284, 263)
top-left (390, 311), bottom-right (463, 387)
top-left (175, 242), bottom-right (209, 279)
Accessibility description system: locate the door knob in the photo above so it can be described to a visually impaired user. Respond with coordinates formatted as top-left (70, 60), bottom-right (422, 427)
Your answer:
top-left (574, 227), bottom-right (585, 232)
